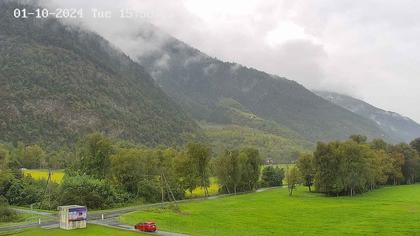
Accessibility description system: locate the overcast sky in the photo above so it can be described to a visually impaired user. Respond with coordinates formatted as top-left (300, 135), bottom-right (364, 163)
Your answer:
top-left (45, 0), bottom-right (420, 123)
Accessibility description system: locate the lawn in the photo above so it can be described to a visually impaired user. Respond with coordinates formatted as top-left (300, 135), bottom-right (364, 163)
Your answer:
top-left (4, 224), bottom-right (145, 236)
top-left (120, 185), bottom-right (420, 236)
top-left (22, 169), bottom-right (64, 183)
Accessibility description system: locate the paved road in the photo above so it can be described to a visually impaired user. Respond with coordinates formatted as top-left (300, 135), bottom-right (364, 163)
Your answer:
top-left (91, 218), bottom-right (189, 236)
top-left (0, 187), bottom-right (279, 233)
top-left (0, 220), bottom-right (57, 232)
top-left (12, 208), bottom-right (54, 216)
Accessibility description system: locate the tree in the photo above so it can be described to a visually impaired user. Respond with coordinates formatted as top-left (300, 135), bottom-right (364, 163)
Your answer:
top-left (187, 143), bottom-right (211, 197)
top-left (0, 145), bottom-right (9, 170)
top-left (337, 141), bottom-right (373, 196)
top-left (175, 151), bottom-right (199, 195)
top-left (391, 144), bottom-right (419, 184)
top-left (313, 141), bottom-right (342, 194)
top-left (59, 174), bottom-right (122, 209)
top-left (370, 139), bottom-right (389, 151)
top-left (10, 142), bottom-right (25, 169)
top-left (350, 135), bottom-right (367, 144)
top-left (156, 147), bottom-right (186, 202)
top-left (5, 177), bottom-right (43, 206)
top-left (110, 148), bottom-right (145, 194)
top-left (410, 138), bottom-right (420, 154)
top-left (215, 150), bottom-right (241, 194)
top-left (388, 152), bottom-right (404, 185)
top-left (370, 150), bottom-right (393, 187)
top-left (286, 166), bottom-right (299, 196)
top-left (46, 148), bottom-right (73, 169)
top-left (239, 148), bottom-right (262, 191)
top-left (313, 138), bottom-right (394, 196)
top-left (296, 154), bottom-right (315, 192)
top-left (22, 145), bottom-right (46, 169)
top-left (79, 133), bottom-right (114, 179)
top-left (260, 166), bottom-right (284, 187)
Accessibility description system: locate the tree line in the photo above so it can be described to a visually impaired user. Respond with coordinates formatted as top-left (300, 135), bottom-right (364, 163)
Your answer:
top-left (0, 133), bottom-right (265, 210)
top-left (293, 135), bottom-right (420, 196)
top-left (2, 132), bottom-right (419, 212)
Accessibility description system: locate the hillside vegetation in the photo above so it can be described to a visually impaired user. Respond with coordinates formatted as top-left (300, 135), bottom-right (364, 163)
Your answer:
top-left (109, 24), bottom-right (392, 147)
top-left (0, 2), bottom-right (198, 146)
top-left (204, 124), bottom-right (305, 162)
top-left (316, 91), bottom-right (420, 143)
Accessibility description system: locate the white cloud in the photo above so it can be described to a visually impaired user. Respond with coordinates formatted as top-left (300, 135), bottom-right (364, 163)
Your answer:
top-left (265, 21), bottom-right (318, 47)
top-left (43, 0), bottom-right (420, 123)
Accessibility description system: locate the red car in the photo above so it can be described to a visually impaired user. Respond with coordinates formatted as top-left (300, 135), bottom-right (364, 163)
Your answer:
top-left (134, 222), bottom-right (157, 232)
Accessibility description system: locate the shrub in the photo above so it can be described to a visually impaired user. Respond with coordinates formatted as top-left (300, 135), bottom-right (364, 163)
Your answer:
top-left (0, 196), bottom-right (18, 222)
top-left (260, 166), bottom-right (285, 187)
top-left (59, 174), bottom-right (124, 209)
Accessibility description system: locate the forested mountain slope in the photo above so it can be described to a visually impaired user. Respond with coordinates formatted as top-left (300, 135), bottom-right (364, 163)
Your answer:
top-left (0, 2), bottom-right (199, 146)
top-left (315, 91), bottom-right (420, 143)
top-left (110, 24), bottom-right (390, 144)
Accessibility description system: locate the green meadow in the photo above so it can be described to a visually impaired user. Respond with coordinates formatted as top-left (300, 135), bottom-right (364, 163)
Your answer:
top-left (121, 185), bottom-right (420, 236)
top-left (3, 224), bottom-right (145, 236)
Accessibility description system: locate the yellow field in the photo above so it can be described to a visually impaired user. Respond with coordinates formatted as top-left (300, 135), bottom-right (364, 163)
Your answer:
top-left (185, 177), bottom-right (220, 198)
top-left (22, 169), bottom-right (65, 183)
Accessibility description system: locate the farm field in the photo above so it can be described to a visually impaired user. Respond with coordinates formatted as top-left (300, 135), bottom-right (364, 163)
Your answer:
top-left (3, 224), bottom-right (146, 236)
top-left (22, 169), bottom-right (64, 183)
top-left (120, 184), bottom-right (420, 236)
top-left (185, 177), bottom-right (220, 198)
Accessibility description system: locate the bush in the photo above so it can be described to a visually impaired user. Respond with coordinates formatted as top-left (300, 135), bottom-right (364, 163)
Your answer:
top-left (59, 174), bottom-right (125, 209)
top-left (5, 177), bottom-right (44, 206)
top-left (260, 166), bottom-right (285, 187)
top-left (0, 196), bottom-right (18, 222)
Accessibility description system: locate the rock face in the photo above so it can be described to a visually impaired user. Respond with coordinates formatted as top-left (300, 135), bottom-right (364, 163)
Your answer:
top-left (315, 91), bottom-right (420, 143)
top-left (0, 1), bottom-right (199, 146)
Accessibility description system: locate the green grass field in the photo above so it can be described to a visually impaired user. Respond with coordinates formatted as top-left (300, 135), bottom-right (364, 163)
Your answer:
top-left (3, 224), bottom-right (145, 236)
top-left (120, 185), bottom-right (420, 236)
top-left (22, 169), bottom-right (64, 183)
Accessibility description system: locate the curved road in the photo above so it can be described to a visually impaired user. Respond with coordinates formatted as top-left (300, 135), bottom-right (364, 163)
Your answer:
top-left (0, 187), bottom-right (279, 234)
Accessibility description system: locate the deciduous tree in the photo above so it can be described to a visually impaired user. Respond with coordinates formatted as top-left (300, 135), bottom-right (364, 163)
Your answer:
top-left (296, 154), bottom-right (315, 192)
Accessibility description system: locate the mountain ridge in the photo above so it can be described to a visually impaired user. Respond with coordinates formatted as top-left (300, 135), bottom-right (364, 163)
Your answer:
top-left (315, 91), bottom-right (420, 143)
top-left (103, 23), bottom-right (392, 145)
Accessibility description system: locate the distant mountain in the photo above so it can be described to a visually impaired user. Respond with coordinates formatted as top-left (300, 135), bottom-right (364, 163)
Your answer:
top-left (0, 2), bottom-right (199, 146)
top-left (315, 91), bottom-right (420, 143)
top-left (106, 23), bottom-right (390, 149)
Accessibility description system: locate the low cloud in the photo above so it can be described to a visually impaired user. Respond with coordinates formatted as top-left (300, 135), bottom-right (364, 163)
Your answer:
top-left (40, 0), bottom-right (420, 123)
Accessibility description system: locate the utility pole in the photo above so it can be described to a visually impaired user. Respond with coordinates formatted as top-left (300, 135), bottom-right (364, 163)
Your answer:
top-left (40, 169), bottom-right (52, 209)
top-left (162, 173), bottom-right (178, 208)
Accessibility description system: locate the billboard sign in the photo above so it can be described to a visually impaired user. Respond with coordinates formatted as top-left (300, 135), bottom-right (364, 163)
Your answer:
top-left (68, 207), bottom-right (87, 222)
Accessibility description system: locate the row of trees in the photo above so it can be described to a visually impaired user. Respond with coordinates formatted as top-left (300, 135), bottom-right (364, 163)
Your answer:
top-left (215, 148), bottom-right (262, 194)
top-left (0, 133), bottom-right (264, 209)
top-left (294, 136), bottom-right (420, 196)
top-left (0, 143), bottom-right (72, 170)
